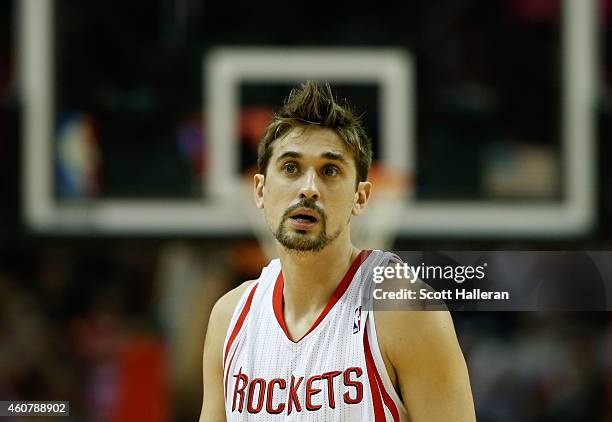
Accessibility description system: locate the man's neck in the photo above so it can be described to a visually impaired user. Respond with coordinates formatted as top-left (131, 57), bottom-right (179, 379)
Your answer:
top-left (276, 234), bottom-right (361, 338)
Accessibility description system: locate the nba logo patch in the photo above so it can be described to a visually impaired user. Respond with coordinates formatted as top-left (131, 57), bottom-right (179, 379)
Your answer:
top-left (353, 306), bottom-right (362, 334)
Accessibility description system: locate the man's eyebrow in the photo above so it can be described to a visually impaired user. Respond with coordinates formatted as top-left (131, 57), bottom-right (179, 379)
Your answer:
top-left (321, 151), bottom-right (349, 165)
top-left (275, 150), bottom-right (349, 165)
top-left (276, 151), bottom-right (302, 162)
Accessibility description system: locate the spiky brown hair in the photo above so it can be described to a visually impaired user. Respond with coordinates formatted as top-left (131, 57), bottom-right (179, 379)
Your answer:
top-left (257, 81), bottom-right (373, 183)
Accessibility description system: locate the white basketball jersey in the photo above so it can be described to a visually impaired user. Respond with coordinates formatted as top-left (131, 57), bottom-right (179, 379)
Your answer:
top-left (222, 250), bottom-right (409, 421)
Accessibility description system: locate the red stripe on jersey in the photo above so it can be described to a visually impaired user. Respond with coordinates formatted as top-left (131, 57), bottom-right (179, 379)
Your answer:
top-left (272, 275), bottom-right (287, 338)
top-left (372, 350), bottom-right (400, 420)
top-left (224, 283), bottom-right (258, 367)
top-left (364, 325), bottom-right (386, 421)
top-left (273, 249), bottom-right (372, 343)
top-left (364, 325), bottom-right (400, 421)
top-left (224, 337), bottom-right (240, 399)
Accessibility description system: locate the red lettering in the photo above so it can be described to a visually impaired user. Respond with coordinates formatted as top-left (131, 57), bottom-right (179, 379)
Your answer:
top-left (247, 378), bottom-right (266, 413)
top-left (343, 367), bottom-right (363, 404)
top-left (287, 375), bottom-right (304, 414)
top-left (266, 378), bottom-right (286, 414)
top-left (233, 367), bottom-right (364, 414)
top-left (321, 370), bottom-right (342, 409)
top-left (232, 367), bottom-right (249, 412)
top-left (305, 375), bottom-right (322, 411)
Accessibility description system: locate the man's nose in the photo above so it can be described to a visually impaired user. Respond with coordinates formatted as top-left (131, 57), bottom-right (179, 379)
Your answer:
top-left (299, 169), bottom-right (320, 200)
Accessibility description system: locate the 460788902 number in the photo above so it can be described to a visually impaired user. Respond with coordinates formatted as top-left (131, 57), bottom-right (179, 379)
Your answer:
top-left (1, 401), bottom-right (69, 416)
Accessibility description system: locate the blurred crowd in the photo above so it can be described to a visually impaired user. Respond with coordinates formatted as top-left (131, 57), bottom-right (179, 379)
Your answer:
top-left (0, 240), bottom-right (258, 421)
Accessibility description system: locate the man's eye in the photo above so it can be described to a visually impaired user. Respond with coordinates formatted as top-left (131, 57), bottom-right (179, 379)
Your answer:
top-left (284, 163), bottom-right (298, 174)
top-left (323, 166), bottom-right (339, 177)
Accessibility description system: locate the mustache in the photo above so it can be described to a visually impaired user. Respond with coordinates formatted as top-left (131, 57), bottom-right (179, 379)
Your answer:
top-left (281, 199), bottom-right (326, 222)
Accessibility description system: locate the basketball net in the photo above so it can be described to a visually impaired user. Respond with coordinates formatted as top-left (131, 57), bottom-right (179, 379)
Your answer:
top-left (241, 164), bottom-right (409, 260)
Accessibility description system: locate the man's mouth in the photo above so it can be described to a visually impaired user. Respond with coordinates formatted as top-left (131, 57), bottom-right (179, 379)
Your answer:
top-left (286, 208), bottom-right (321, 229)
top-left (290, 214), bottom-right (318, 223)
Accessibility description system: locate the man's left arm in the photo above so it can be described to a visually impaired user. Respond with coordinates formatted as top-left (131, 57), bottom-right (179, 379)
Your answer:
top-left (375, 310), bottom-right (476, 422)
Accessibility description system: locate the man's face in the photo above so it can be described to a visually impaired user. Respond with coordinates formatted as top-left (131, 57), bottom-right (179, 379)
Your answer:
top-left (254, 126), bottom-right (370, 252)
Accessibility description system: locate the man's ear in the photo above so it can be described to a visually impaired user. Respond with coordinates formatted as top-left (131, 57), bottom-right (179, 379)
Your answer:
top-left (352, 181), bottom-right (372, 216)
top-left (254, 174), bottom-right (265, 209)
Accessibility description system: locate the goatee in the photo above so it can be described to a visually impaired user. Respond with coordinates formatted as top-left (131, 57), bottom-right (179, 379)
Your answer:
top-left (274, 199), bottom-right (340, 252)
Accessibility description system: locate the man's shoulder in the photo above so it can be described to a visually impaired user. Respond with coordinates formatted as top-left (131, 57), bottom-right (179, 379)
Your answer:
top-left (209, 280), bottom-right (257, 333)
top-left (373, 308), bottom-right (459, 388)
top-left (374, 308), bottom-right (454, 340)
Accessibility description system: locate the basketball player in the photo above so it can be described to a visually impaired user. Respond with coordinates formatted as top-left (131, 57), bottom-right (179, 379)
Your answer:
top-left (200, 82), bottom-right (476, 421)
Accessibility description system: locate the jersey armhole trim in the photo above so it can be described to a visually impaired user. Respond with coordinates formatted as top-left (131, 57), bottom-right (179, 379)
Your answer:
top-left (224, 335), bottom-right (242, 399)
top-left (366, 311), bottom-right (405, 418)
top-left (223, 282), bottom-right (259, 368)
top-left (364, 323), bottom-right (396, 421)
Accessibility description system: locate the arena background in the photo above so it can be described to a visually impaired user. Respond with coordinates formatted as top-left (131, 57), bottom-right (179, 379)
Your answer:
top-left (1, 0), bottom-right (612, 420)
